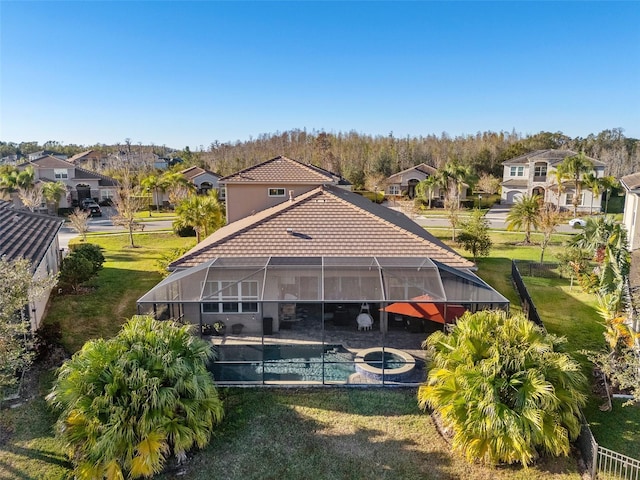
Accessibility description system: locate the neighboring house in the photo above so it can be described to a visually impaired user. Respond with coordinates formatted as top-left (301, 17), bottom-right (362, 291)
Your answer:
top-left (0, 200), bottom-right (63, 331)
top-left (385, 163), bottom-right (469, 201)
top-left (1, 154), bottom-right (20, 166)
top-left (181, 166), bottom-right (222, 196)
top-left (138, 184), bottom-right (508, 386)
top-left (500, 149), bottom-right (605, 210)
top-left (17, 155), bottom-right (118, 208)
top-left (67, 150), bottom-right (108, 171)
top-left (27, 150), bottom-right (67, 161)
top-left (219, 155), bottom-right (351, 223)
top-left (621, 172), bottom-right (640, 251)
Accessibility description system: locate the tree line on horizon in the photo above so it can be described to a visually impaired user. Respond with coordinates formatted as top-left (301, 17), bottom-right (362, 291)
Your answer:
top-left (2, 128), bottom-right (638, 189)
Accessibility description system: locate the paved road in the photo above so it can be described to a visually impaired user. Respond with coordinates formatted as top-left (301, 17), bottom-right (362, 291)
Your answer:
top-left (388, 204), bottom-right (578, 234)
top-left (58, 208), bottom-right (173, 250)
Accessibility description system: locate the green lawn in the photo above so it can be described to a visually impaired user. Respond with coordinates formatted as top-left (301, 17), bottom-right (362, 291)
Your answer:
top-left (46, 233), bottom-right (195, 352)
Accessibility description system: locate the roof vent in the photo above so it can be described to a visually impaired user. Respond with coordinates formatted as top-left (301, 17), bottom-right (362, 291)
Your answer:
top-left (289, 190), bottom-right (294, 202)
top-left (286, 228), bottom-right (293, 235)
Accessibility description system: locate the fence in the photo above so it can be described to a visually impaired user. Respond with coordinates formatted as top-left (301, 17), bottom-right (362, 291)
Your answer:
top-left (511, 260), bottom-right (640, 479)
top-left (510, 261), bottom-right (544, 327)
top-left (513, 260), bottom-right (560, 278)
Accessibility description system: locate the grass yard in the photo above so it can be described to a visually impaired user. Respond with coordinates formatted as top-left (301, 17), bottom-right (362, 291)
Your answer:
top-left (45, 232), bottom-right (195, 352)
top-left (156, 389), bottom-right (581, 480)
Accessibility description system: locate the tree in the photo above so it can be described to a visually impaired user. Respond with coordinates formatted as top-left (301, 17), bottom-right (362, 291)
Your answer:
top-left (70, 243), bottom-right (105, 274)
top-left (558, 247), bottom-right (589, 290)
top-left (582, 172), bottom-right (601, 215)
top-left (443, 159), bottom-right (470, 207)
top-left (140, 173), bottom-right (165, 213)
top-left (42, 181), bottom-right (67, 214)
top-left (537, 204), bottom-right (562, 264)
top-left (59, 253), bottom-right (94, 293)
top-left (415, 174), bottom-right (443, 209)
top-left (17, 184), bottom-right (44, 212)
top-left (418, 310), bottom-right (587, 466)
top-left (161, 171), bottom-right (194, 207)
top-left (173, 191), bottom-right (225, 243)
top-left (47, 316), bottom-right (224, 479)
top-left (549, 163), bottom-right (568, 210)
top-left (506, 194), bottom-right (541, 244)
top-left (559, 152), bottom-right (594, 217)
top-left (68, 208), bottom-right (91, 241)
top-left (599, 176), bottom-right (619, 214)
top-left (0, 257), bottom-right (57, 396)
top-left (475, 173), bottom-right (501, 195)
top-left (444, 191), bottom-right (462, 240)
top-left (570, 214), bottom-right (616, 262)
top-left (112, 168), bottom-right (147, 248)
top-left (456, 208), bottom-right (492, 262)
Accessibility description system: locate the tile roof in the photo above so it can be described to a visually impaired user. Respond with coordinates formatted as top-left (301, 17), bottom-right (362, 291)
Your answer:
top-left (0, 203), bottom-right (63, 273)
top-left (67, 150), bottom-right (99, 163)
top-left (170, 185), bottom-right (474, 270)
top-left (621, 173), bottom-right (640, 192)
top-left (21, 155), bottom-right (75, 169)
top-left (181, 166), bottom-right (221, 181)
top-left (387, 163), bottom-right (438, 182)
top-left (500, 179), bottom-right (529, 187)
top-left (220, 155), bottom-right (350, 185)
top-left (74, 167), bottom-right (118, 186)
top-left (502, 149), bottom-right (604, 167)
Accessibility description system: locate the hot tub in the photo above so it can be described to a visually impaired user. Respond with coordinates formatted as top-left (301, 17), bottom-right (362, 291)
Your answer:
top-left (354, 347), bottom-right (416, 382)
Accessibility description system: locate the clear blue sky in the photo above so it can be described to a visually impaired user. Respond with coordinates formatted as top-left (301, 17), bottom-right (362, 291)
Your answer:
top-left (1, 1), bottom-right (639, 149)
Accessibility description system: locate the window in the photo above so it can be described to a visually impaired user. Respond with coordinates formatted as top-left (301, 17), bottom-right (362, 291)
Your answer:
top-left (54, 169), bottom-right (68, 179)
top-left (565, 193), bottom-right (584, 206)
top-left (268, 188), bottom-right (285, 197)
top-left (218, 186), bottom-right (226, 201)
top-left (509, 166), bottom-right (524, 177)
top-left (388, 185), bottom-right (400, 195)
top-left (533, 164), bottom-right (547, 177)
top-left (202, 280), bottom-right (259, 313)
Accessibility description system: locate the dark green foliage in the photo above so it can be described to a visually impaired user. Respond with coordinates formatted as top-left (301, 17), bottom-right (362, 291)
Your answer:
top-left (69, 243), bottom-right (105, 273)
top-left (59, 254), bottom-right (94, 293)
top-left (456, 209), bottom-right (492, 261)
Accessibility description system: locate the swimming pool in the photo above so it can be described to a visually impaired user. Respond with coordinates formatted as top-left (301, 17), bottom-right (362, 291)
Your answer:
top-left (211, 344), bottom-right (357, 383)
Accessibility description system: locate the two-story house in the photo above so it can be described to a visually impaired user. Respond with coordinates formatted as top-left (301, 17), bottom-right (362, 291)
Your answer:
top-left (18, 155), bottom-right (118, 208)
top-left (219, 155), bottom-right (351, 223)
top-left (500, 149), bottom-right (605, 212)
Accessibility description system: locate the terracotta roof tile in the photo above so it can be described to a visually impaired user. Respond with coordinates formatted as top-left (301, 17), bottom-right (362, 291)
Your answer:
top-left (220, 156), bottom-right (348, 185)
top-left (171, 185), bottom-right (474, 270)
top-left (621, 173), bottom-right (640, 191)
top-left (502, 149), bottom-right (604, 167)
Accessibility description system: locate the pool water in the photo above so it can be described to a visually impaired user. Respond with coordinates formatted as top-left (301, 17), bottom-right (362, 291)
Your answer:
top-left (211, 344), bottom-right (356, 383)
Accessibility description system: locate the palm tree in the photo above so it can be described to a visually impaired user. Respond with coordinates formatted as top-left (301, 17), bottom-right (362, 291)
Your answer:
top-left (559, 152), bottom-right (594, 217)
top-left (42, 181), bottom-right (67, 215)
top-left (583, 172), bottom-right (601, 215)
top-left (599, 176), bottom-right (619, 214)
top-left (570, 215), bottom-right (616, 261)
top-left (444, 160), bottom-right (470, 207)
top-left (47, 316), bottom-right (224, 480)
top-left (174, 190), bottom-right (224, 242)
top-left (506, 193), bottom-right (541, 244)
top-left (418, 310), bottom-right (587, 466)
top-left (415, 174), bottom-right (441, 209)
top-left (161, 171), bottom-right (194, 207)
top-left (550, 163), bottom-right (568, 210)
top-left (140, 173), bottom-right (165, 212)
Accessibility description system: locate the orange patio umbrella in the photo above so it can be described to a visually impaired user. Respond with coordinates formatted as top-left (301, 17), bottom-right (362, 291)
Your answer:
top-left (382, 295), bottom-right (466, 324)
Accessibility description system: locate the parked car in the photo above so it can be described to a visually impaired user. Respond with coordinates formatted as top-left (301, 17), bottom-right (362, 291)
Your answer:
top-left (81, 199), bottom-right (102, 217)
top-left (568, 218), bottom-right (587, 227)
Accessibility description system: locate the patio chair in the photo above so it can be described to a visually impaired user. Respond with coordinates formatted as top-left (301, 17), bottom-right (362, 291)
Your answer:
top-left (356, 313), bottom-right (373, 331)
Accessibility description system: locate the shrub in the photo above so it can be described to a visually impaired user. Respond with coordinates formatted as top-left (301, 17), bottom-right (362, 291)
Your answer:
top-left (59, 253), bottom-right (94, 292)
top-left (47, 316), bottom-right (224, 479)
top-left (70, 243), bottom-right (105, 273)
top-left (418, 310), bottom-right (587, 466)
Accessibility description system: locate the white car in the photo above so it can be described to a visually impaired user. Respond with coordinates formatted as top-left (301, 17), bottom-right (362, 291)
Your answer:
top-left (568, 218), bottom-right (587, 227)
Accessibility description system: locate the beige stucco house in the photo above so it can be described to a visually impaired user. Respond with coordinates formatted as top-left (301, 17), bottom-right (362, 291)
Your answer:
top-left (500, 149), bottom-right (605, 211)
top-left (385, 163), bottom-right (468, 202)
top-left (18, 155), bottom-right (118, 208)
top-left (219, 156), bottom-right (351, 223)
